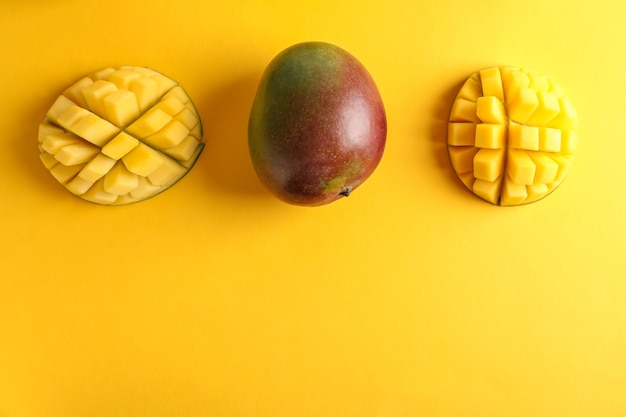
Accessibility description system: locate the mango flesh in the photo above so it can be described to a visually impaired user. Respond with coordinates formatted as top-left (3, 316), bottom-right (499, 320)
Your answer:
top-left (248, 42), bottom-right (387, 206)
top-left (447, 66), bottom-right (578, 206)
top-left (39, 66), bottom-right (203, 205)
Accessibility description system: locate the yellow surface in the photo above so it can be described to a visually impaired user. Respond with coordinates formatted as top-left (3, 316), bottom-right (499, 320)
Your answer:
top-left (1, 0), bottom-right (625, 416)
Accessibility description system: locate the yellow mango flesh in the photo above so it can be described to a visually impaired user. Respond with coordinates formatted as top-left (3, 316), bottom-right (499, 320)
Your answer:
top-left (447, 66), bottom-right (578, 206)
top-left (38, 66), bottom-right (204, 205)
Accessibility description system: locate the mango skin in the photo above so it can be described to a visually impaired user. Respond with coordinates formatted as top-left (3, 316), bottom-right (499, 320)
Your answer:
top-left (248, 42), bottom-right (387, 206)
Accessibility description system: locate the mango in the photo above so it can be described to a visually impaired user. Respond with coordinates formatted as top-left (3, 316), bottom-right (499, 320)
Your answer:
top-left (39, 66), bottom-right (203, 205)
top-left (248, 42), bottom-right (387, 206)
top-left (446, 66), bottom-right (578, 206)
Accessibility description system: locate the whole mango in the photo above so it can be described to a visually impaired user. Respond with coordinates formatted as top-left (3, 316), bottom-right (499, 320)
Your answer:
top-left (248, 42), bottom-right (387, 206)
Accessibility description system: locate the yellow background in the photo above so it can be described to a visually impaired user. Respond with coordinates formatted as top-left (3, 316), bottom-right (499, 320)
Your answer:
top-left (1, 0), bottom-right (625, 416)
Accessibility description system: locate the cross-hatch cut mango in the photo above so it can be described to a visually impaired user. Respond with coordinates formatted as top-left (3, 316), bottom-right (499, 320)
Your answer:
top-left (39, 66), bottom-right (204, 205)
top-left (447, 66), bottom-right (578, 206)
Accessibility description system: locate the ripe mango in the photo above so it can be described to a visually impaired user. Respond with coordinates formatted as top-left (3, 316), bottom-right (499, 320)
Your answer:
top-left (248, 42), bottom-right (387, 206)
top-left (447, 66), bottom-right (578, 206)
top-left (39, 66), bottom-right (203, 205)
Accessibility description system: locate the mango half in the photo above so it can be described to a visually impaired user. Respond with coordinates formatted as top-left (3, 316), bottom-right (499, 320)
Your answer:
top-left (249, 42), bottom-right (387, 206)
top-left (447, 67), bottom-right (578, 206)
top-left (39, 66), bottom-right (203, 205)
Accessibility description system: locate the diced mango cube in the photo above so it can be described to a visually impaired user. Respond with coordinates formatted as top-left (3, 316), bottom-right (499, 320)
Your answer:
top-left (150, 72), bottom-right (178, 95)
top-left (127, 66), bottom-right (155, 76)
top-left (109, 69), bottom-right (142, 90)
top-left (82, 80), bottom-right (118, 118)
top-left (121, 143), bottom-right (165, 177)
top-left (548, 79), bottom-right (564, 97)
top-left (508, 124), bottom-right (539, 151)
top-left (473, 148), bottom-right (505, 182)
top-left (69, 113), bottom-right (119, 146)
top-left (548, 154), bottom-right (574, 182)
top-left (185, 101), bottom-right (199, 116)
top-left (41, 133), bottom-right (81, 154)
top-left (90, 67), bottom-right (116, 81)
top-left (457, 171), bottom-right (475, 190)
top-left (131, 77), bottom-right (160, 111)
top-left (507, 149), bottom-right (536, 185)
top-left (164, 136), bottom-right (201, 161)
top-left (501, 176), bottom-right (528, 206)
top-left (473, 176), bottom-right (502, 205)
top-left (190, 124), bottom-right (202, 141)
top-left (153, 95), bottom-right (185, 116)
top-left (538, 127), bottom-right (561, 152)
top-left (527, 91), bottom-right (560, 126)
top-left (56, 104), bottom-right (91, 131)
top-left (528, 72), bottom-right (550, 92)
top-left (148, 157), bottom-right (186, 186)
top-left (130, 176), bottom-right (163, 199)
top-left (475, 124), bottom-right (506, 149)
top-left (81, 178), bottom-right (118, 205)
top-left (176, 108), bottom-right (200, 130)
top-left (54, 142), bottom-right (100, 166)
top-left (180, 144), bottom-right (204, 169)
top-left (39, 152), bottom-right (59, 170)
top-left (46, 95), bottom-right (77, 124)
top-left (479, 67), bottom-right (504, 102)
top-left (457, 73), bottom-right (482, 102)
top-left (448, 146), bottom-right (479, 174)
top-left (110, 194), bottom-right (135, 205)
top-left (144, 119), bottom-right (189, 148)
top-left (127, 107), bottom-right (172, 138)
top-left (50, 162), bottom-right (84, 184)
top-left (501, 67), bottom-right (530, 102)
top-left (103, 89), bottom-right (140, 127)
top-left (163, 86), bottom-right (190, 104)
top-left (101, 132), bottom-right (139, 160)
top-left (508, 87), bottom-right (539, 124)
top-left (560, 129), bottom-right (578, 153)
top-left (447, 123), bottom-right (476, 146)
top-left (476, 96), bottom-right (506, 124)
top-left (63, 77), bottom-right (92, 108)
top-left (104, 162), bottom-right (139, 195)
top-left (65, 176), bottom-right (94, 195)
top-left (528, 152), bottom-right (559, 184)
top-left (548, 97), bottom-right (578, 129)
top-left (449, 98), bottom-right (480, 123)
top-left (38, 123), bottom-right (65, 143)
top-left (78, 153), bottom-right (117, 182)
top-left (525, 183), bottom-right (550, 203)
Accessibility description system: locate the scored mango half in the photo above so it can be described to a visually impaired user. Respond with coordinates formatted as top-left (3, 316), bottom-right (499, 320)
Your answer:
top-left (39, 66), bottom-right (204, 205)
top-left (447, 66), bottom-right (578, 206)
